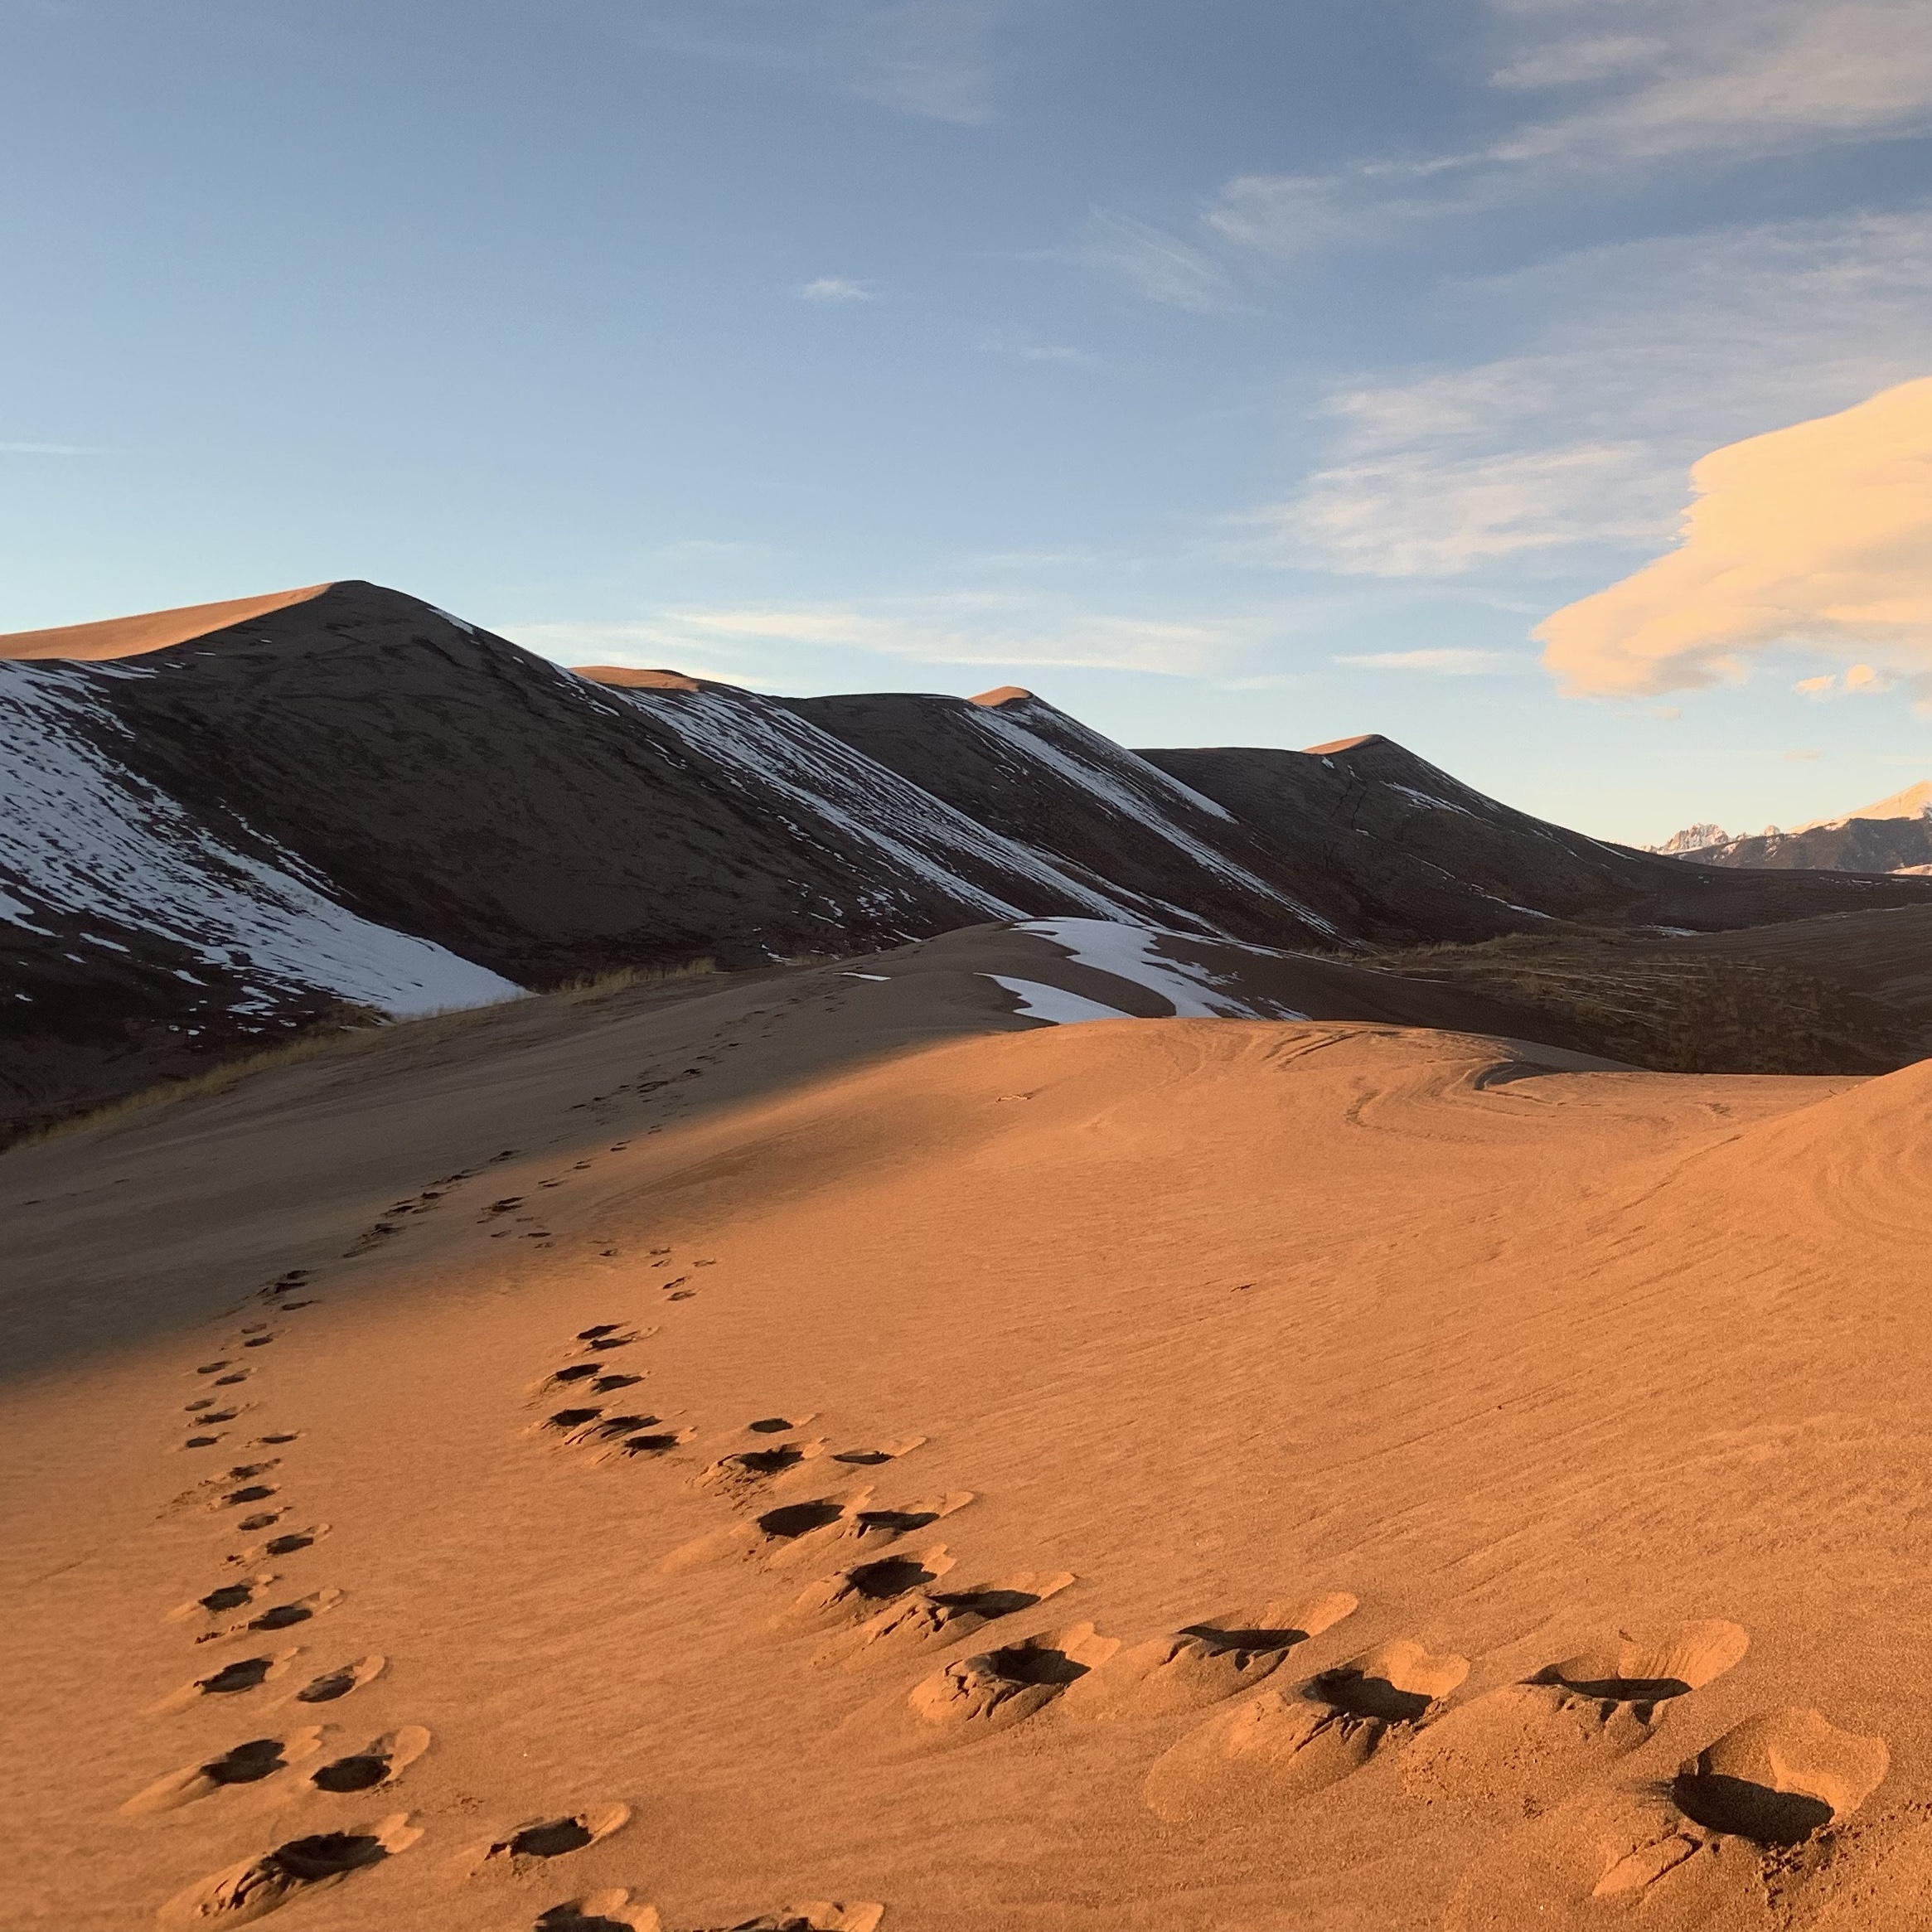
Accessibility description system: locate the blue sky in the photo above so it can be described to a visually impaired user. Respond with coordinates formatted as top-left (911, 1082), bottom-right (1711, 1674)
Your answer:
top-left (5, 0), bottom-right (1932, 842)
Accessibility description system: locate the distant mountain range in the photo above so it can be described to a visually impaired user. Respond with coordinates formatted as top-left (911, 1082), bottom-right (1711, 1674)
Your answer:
top-left (7, 579), bottom-right (1931, 1131)
top-left (1654, 780), bottom-right (1932, 874)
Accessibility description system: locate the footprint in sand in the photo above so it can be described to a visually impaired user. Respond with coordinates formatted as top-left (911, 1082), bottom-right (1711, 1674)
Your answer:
top-left (1143, 1637), bottom-right (1470, 1822)
top-left (156, 1813), bottom-right (420, 1927)
top-left (779, 1546), bottom-right (956, 1633)
top-left (535, 1405), bottom-right (664, 1447)
top-left (154, 1650), bottom-right (301, 1712)
top-left (598, 1425), bottom-right (697, 1461)
top-left (308, 1725), bottom-right (431, 1794)
top-left (1402, 1618), bottom-right (1749, 1817)
top-left (1444, 1706), bottom-right (1890, 1932)
top-left (829, 1436), bottom-right (927, 1469)
top-left (237, 1586), bottom-right (342, 1635)
top-left (746, 1415), bottom-right (817, 1435)
top-left (533, 1891), bottom-right (661, 1930)
top-left (665, 1490), bottom-right (973, 1574)
top-left (120, 1730), bottom-right (327, 1816)
top-left (533, 1406), bottom-right (696, 1464)
top-left (171, 1575), bottom-right (275, 1623)
top-left (1061, 1592), bottom-right (1359, 1726)
top-left (290, 1654), bottom-right (386, 1705)
top-left (575, 1327), bottom-right (645, 1354)
top-left (457, 1803), bottom-right (632, 1877)
top-left (228, 1526), bottom-right (328, 1566)
top-left (903, 1623), bottom-right (1120, 1745)
top-left (814, 1571), bottom-right (1077, 1672)
top-left (696, 1440), bottom-right (830, 1494)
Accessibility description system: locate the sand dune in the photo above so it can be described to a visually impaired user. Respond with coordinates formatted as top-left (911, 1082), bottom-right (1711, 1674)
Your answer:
top-left (5, 922), bottom-right (1931, 1930)
top-left (0, 584), bottom-right (332, 661)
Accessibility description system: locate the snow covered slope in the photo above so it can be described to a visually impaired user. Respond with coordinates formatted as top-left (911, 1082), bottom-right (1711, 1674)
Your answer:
top-left (1, 661), bottom-right (518, 1020)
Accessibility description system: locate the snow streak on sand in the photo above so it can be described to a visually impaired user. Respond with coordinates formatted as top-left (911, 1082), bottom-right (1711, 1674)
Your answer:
top-left (0, 664), bottom-right (521, 1017)
top-left (613, 686), bottom-right (1135, 924)
top-left (985, 975), bottom-right (1134, 1025)
top-left (1018, 918), bottom-right (1309, 1020)
top-left (968, 705), bottom-right (1339, 936)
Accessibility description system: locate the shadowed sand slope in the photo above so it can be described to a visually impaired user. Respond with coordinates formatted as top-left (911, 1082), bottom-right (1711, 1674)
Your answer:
top-left (4, 940), bottom-right (1931, 1928)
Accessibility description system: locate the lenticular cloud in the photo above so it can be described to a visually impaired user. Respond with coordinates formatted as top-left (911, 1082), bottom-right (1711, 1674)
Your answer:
top-left (1538, 375), bottom-right (1932, 696)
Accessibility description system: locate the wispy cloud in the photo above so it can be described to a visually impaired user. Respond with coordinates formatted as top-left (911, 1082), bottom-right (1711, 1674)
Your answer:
top-left (627, 1), bottom-right (1016, 124)
top-left (1335, 648), bottom-right (1516, 673)
top-left (1795, 664), bottom-right (1896, 697)
top-left (665, 595), bottom-right (1229, 673)
top-left (1237, 211), bottom-right (1932, 579)
top-left (975, 327), bottom-right (1096, 366)
top-left (1488, 0), bottom-right (1932, 165)
top-left (1069, 210), bottom-right (1240, 315)
top-left (795, 275), bottom-right (874, 303)
top-left (1185, 3), bottom-right (1932, 283)
top-left (0, 440), bottom-right (98, 456)
top-left (516, 591), bottom-right (1275, 680)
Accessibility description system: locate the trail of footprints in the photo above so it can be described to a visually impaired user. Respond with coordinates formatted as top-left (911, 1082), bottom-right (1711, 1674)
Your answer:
top-left (137, 1154), bottom-right (1919, 1929)
top-left (141, 1252), bottom-right (456, 1930)
top-left (527, 1270), bottom-right (1924, 1930)
top-left (135, 1181), bottom-right (876, 1930)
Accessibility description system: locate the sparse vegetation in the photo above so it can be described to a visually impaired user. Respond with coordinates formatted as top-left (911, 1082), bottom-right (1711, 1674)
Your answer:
top-left (1361, 931), bottom-right (1927, 1076)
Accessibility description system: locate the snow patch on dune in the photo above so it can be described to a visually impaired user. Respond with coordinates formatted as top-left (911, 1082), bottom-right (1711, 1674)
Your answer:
top-left (1019, 918), bottom-right (1307, 1020)
top-left (984, 975), bottom-right (1133, 1025)
top-left (0, 665), bottom-right (521, 1017)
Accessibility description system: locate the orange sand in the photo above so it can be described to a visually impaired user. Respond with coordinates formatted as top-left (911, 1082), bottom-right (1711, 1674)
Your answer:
top-left (0, 585), bottom-right (332, 661)
top-left (3, 951), bottom-right (1928, 1930)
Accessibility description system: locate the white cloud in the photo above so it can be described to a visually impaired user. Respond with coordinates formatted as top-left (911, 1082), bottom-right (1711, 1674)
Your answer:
top-left (1242, 212), bottom-right (1932, 579)
top-left (1335, 648), bottom-right (1516, 673)
top-left (1490, 34), bottom-right (1666, 90)
top-left (795, 276), bottom-right (874, 303)
top-left (665, 596), bottom-right (1230, 673)
top-left (1070, 210), bottom-right (1239, 315)
top-left (511, 595), bottom-right (1256, 679)
top-left (975, 328), bottom-right (1094, 366)
top-left (1539, 377), bottom-right (1932, 696)
top-left (1794, 663), bottom-right (1896, 697)
top-left (1203, 174), bottom-right (1371, 256)
top-left (1257, 443), bottom-right (1662, 579)
top-left (0, 441), bottom-right (96, 455)
top-left (628, 0), bottom-right (1014, 123)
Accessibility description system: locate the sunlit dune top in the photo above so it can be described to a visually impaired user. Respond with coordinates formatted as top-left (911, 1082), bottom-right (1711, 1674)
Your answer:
top-left (573, 666), bottom-right (704, 692)
top-left (1302, 733), bottom-right (1387, 755)
top-left (0, 583), bottom-right (333, 661)
top-left (970, 685), bottom-right (1034, 707)
top-left (1793, 779), bottom-right (1932, 835)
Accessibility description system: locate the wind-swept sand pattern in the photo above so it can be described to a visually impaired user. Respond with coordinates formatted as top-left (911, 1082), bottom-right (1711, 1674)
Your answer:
top-left (3, 947), bottom-right (1932, 1927)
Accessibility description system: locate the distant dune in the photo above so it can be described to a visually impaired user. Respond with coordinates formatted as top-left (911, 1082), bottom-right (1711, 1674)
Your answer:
top-left (0, 583), bottom-right (332, 661)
